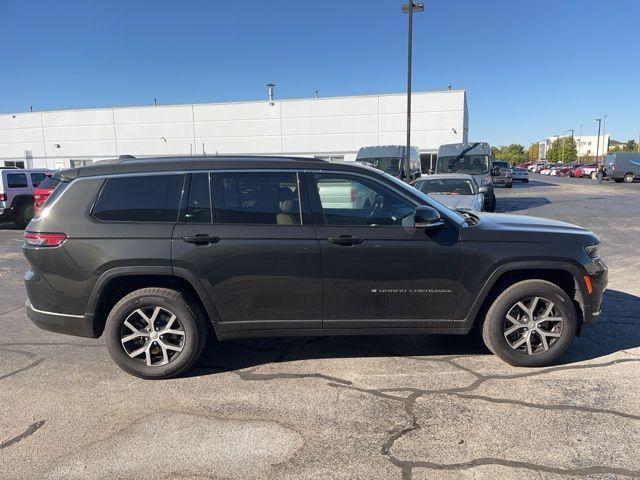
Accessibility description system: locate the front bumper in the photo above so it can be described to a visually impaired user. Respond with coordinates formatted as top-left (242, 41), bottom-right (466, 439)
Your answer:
top-left (25, 300), bottom-right (96, 338)
top-left (579, 259), bottom-right (608, 326)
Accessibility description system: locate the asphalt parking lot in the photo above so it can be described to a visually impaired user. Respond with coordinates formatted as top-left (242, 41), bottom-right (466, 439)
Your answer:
top-left (1, 175), bottom-right (640, 480)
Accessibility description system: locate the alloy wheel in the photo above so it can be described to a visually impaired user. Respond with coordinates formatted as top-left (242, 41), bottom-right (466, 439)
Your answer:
top-left (120, 306), bottom-right (185, 366)
top-left (502, 296), bottom-right (563, 356)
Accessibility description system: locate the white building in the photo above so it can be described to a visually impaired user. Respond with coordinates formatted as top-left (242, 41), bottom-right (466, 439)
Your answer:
top-left (0, 90), bottom-right (468, 170)
top-left (539, 134), bottom-right (610, 160)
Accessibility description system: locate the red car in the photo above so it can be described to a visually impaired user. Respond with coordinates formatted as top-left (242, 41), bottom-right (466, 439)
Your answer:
top-left (33, 176), bottom-right (60, 216)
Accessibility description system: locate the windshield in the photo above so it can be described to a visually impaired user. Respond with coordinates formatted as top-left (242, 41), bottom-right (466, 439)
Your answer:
top-left (414, 178), bottom-right (477, 195)
top-left (436, 154), bottom-right (489, 175)
top-left (356, 157), bottom-right (401, 176)
top-left (371, 169), bottom-right (466, 224)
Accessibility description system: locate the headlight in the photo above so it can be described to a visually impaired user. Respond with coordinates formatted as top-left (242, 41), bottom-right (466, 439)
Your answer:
top-left (585, 244), bottom-right (600, 259)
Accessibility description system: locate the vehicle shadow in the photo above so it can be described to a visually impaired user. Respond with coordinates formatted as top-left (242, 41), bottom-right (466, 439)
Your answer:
top-left (496, 196), bottom-right (551, 213)
top-left (188, 289), bottom-right (639, 376)
top-left (517, 179), bottom-right (559, 187)
top-left (0, 222), bottom-right (21, 231)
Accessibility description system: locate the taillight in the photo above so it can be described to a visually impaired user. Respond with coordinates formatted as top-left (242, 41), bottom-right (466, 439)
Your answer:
top-left (24, 232), bottom-right (67, 247)
top-left (611, 164), bottom-right (615, 171)
top-left (0, 193), bottom-right (6, 201)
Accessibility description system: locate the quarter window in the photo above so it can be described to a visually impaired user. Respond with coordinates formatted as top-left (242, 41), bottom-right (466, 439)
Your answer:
top-left (93, 174), bottom-right (184, 222)
top-left (211, 172), bottom-right (302, 225)
top-left (313, 173), bottom-right (414, 226)
top-left (7, 173), bottom-right (28, 188)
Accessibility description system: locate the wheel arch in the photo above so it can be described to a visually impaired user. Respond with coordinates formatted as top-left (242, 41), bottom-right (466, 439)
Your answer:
top-left (87, 266), bottom-right (222, 338)
top-left (464, 262), bottom-right (586, 334)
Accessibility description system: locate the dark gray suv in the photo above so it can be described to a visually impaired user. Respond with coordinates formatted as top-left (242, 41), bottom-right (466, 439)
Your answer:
top-left (24, 156), bottom-right (607, 379)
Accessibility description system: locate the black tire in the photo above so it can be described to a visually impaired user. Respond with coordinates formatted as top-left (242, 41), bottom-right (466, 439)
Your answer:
top-left (13, 201), bottom-right (34, 229)
top-left (613, 178), bottom-right (623, 183)
top-left (624, 173), bottom-right (634, 183)
top-left (485, 194), bottom-right (496, 212)
top-left (105, 287), bottom-right (207, 379)
top-left (506, 183), bottom-right (513, 188)
top-left (481, 280), bottom-right (577, 367)
top-left (524, 179), bottom-right (529, 183)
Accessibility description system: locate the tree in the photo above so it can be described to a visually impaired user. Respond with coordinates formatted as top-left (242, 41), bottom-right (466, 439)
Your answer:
top-left (527, 143), bottom-right (539, 161)
top-left (494, 144), bottom-right (527, 165)
top-left (623, 139), bottom-right (638, 152)
top-left (546, 137), bottom-right (577, 163)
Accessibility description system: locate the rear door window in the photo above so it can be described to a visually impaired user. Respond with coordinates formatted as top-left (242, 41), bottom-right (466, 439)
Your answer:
top-left (211, 171), bottom-right (303, 225)
top-left (93, 174), bottom-right (185, 222)
top-left (7, 173), bottom-right (28, 188)
top-left (30, 173), bottom-right (48, 187)
top-left (184, 173), bottom-right (212, 223)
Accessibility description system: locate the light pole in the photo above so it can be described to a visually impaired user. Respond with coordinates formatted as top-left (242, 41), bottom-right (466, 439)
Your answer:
top-left (402, 1), bottom-right (424, 182)
top-left (578, 123), bottom-right (583, 160)
top-left (602, 113), bottom-right (608, 155)
top-left (594, 118), bottom-right (602, 169)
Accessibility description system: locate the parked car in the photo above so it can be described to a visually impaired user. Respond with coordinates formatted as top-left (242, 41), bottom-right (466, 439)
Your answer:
top-left (539, 166), bottom-right (553, 175)
top-left (33, 176), bottom-right (62, 216)
top-left (413, 174), bottom-right (484, 212)
top-left (24, 156), bottom-right (607, 378)
top-left (435, 142), bottom-right (497, 211)
top-left (492, 160), bottom-right (513, 188)
top-left (580, 164), bottom-right (598, 179)
top-left (528, 163), bottom-right (548, 173)
top-left (511, 168), bottom-right (529, 183)
top-left (0, 168), bottom-right (52, 228)
top-left (554, 166), bottom-right (572, 177)
top-left (567, 165), bottom-right (583, 177)
top-left (604, 153), bottom-right (640, 183)
top-left (356, 145), bottom-right (421, 183)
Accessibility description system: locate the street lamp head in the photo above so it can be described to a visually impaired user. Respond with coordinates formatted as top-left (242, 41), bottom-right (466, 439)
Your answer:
top-left (402, 2), bottom-right (425, 13)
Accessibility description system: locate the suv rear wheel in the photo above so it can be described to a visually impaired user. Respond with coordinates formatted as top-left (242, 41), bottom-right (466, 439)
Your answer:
top-left (482, 280), bottom-right (577, 367)
top-left (624, 173), bottom-right (635, 183)
top-left (105, 287), bottom-right (207, 379)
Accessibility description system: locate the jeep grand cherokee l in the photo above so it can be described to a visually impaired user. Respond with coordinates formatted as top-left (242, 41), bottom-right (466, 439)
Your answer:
top-left (23, 156), bottom-right (607, 379)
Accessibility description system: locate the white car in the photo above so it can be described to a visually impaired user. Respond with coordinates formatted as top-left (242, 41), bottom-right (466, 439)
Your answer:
top-left (413, 174), bottom-right (484, 212)
top-left (581, 165), bottom-right (598, 179)
top-left (511, 168), bottom-right (529, 183)
top-left (0, 168), bottom-right (53, 228)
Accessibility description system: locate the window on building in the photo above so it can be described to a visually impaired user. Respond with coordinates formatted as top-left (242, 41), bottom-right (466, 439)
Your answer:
top-left (93, 174), bottom-right (184, 222)
top-left (3, 161), bottom-right (25, 168)
top-left (313, 173), bottom-right (414, 226)
top-left (211, 171), bottom-right (302, 225)
top-left (30, 173), bottom-right (48, 187)
top-left (185, 173), bottom-right (212, 223)
top-left (70, 159), bottom-right (93, 168)
top-left (7, 173), bottom-right (28, 188)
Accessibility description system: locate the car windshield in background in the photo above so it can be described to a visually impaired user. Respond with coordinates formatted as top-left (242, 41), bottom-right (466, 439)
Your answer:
top-left (493, 161), bottom-right (510, 169)
top-left (415, 178), bottom-right (477, 195)
top-left (436, 154), bottom-right (489, 175)
top-left (356, 157), bottom-right (401, 176)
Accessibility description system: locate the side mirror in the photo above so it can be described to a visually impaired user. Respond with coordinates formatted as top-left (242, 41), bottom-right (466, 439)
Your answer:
top-left (414, 206), bottom-right (444, 229)
top-left (478, 186), bottom-right (488, 194)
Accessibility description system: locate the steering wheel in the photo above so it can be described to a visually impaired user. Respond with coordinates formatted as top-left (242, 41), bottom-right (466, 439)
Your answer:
top-left (364, 194), bottom-right (386, 225)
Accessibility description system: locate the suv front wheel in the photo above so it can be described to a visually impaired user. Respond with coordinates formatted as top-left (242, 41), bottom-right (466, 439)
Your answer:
top-left (105, 287), bottom-right (207, 379)
top-left (482, 280), bottom-right (577, 367)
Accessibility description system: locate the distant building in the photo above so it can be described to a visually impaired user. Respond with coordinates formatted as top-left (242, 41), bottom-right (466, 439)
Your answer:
top-left (0, 90), bottom-right (469, 170)
top-left (539, 134), bottom-right (610, 161)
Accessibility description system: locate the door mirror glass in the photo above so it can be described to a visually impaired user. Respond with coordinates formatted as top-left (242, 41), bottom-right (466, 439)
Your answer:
top-left (478, 186), bottom-right (488, 194)
top-left (414, 205), bottom-right (444, 228)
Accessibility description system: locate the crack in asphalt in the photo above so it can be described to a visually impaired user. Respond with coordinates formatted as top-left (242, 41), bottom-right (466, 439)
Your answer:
top-left (0, 420), bottom-right (45, 450)
top-left (0, 348), bottom-right (45, 381)
top-left (0, 305), bottom-right (24, 317)
top-left (237, 354), bottom-right (640, 479)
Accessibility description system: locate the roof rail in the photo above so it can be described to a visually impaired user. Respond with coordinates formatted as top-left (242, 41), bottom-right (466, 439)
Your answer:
top-left (118, 154), bottom-right (136, 162)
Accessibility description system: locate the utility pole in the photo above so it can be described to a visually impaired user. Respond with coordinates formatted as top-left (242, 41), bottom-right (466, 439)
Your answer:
top-left (402, 2), bottom-right (424, 182)
top-left (578, 123), bottom-right (584, 160)
top-left (594, 118), bottom-right (602, 169)
top-left (602, 114), bottom-right (608, 155)
top-left (564, 129), bottom-right (574, 163)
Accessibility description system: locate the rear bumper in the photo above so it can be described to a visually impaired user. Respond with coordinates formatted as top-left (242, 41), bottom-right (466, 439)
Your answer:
top-left (579, 260), bottom-right (608, 326)
top-left (25, 300), bottom-right (97, 338)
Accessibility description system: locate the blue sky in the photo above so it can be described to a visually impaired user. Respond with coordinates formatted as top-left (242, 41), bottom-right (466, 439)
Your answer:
top-left (1, 0), bottom-right (638, 146)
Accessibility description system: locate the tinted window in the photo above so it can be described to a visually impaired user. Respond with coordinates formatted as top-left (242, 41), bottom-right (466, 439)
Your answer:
top-left (212, 172), bottom-right (301, 225)
top-left (185, 173), bottom-right (211, 223)
top-left (7, 173), bottom-right (28, 188)
top-left (314, 173), bottom-right (414, 226)
top-left (93, 174), bottom-right (184, 222)
top-left (415, 178), bottom-right (476, 195)
top-left (30, 173), bottom-right (48, 187)
top-left (37, 176), bottom-right (61, 190)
